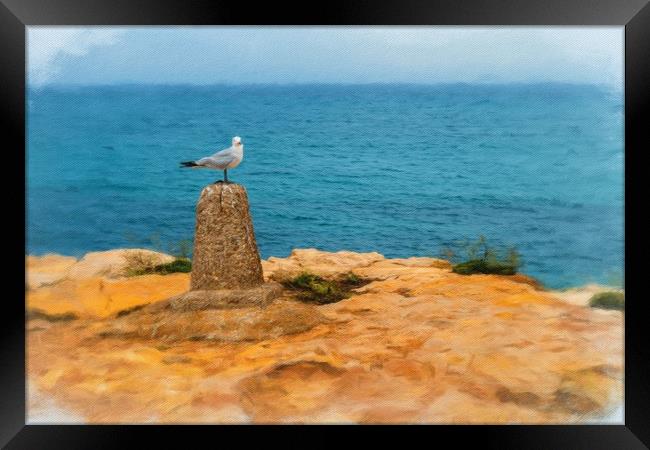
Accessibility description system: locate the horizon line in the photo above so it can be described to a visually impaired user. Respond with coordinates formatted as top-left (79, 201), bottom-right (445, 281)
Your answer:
top-left (28, 81), bottom-right (622, 89)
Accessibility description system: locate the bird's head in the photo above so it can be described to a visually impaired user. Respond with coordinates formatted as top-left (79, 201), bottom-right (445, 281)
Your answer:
top-left (232, 136), bottom-right (242, 147)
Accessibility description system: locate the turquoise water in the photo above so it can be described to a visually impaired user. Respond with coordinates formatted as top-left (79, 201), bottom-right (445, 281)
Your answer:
top-left (27, 84), bottom-right (623, 288)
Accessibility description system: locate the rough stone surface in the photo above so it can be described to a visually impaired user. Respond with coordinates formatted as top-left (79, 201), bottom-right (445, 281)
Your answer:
top-left (97, 299), bottom-right (327, 343)
top-left (26, 249), bottom-right (623, 424)
top-left (262, 248), bottom-right (387, 280)
top-left (68, 249), bottom-right (174, 279)
top-left (149, 283), bottom-right (283, 312)
top-left (25, 249), bottom-right (175, 290)
top-left (190, 183), bottom-right (264, 291)
top-left (27, 274), bottom-right (190, 318)
top-left (26, 254), bottom-right (78, 290)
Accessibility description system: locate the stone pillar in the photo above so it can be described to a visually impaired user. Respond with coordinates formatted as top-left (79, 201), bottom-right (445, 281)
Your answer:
top-left (190, 183), bottom-right (264, 291)
top-left (161, 183), bottom-right (281, 311)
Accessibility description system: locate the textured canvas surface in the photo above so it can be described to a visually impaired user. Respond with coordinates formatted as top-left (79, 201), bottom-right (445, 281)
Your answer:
top-left (25, 26), bottom-right (624, 424)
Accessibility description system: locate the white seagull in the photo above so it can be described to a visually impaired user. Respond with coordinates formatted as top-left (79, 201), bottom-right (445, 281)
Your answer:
top-left (180, 136), bottom-right (244, 183)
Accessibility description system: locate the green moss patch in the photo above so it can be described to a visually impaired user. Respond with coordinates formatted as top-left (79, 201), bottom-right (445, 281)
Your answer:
top-left (452, 259), bottom-right (517, 275)
top-left (589, 291), bottom-right (624, 311)
top-left (449, 235), bottom-right (521, 276)
top-left (282, 272), bottom-right (370, 305)
top-left (127, 258), bottom-right (192, 276)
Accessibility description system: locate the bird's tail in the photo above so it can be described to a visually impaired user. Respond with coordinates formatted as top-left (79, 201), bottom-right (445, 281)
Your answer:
top-left (180, 161), bottom-right (198, 168)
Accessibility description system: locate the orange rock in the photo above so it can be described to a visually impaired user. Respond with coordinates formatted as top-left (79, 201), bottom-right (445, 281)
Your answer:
top-left (26, 249), bottom-right (624, 424)
top-left (67, 249), bottom-right (175, 279)
top-left (26, 249), bottom-right (177, 292)
top-left (27, 273), bottom-right (189, 318)
top-left (26, 254), bottom-right (78, 290)
top-left (263, 248), bottom-right (384, 280)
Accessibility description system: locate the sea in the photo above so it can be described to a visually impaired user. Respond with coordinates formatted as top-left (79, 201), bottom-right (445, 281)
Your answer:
top-left (26, 84), bottom-right (624, 289)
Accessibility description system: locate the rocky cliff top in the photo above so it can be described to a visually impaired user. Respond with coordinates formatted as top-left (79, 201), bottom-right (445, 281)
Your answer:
top-left (26, 248), bottom-right (623, 424)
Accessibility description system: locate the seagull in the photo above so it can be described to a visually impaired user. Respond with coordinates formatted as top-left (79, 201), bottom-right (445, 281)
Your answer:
top-left (180, 136), bottom-right (244, 183)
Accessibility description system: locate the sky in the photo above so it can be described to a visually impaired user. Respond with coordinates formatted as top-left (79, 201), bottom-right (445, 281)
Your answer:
top-left (27, 26), bottom-right (623, 87)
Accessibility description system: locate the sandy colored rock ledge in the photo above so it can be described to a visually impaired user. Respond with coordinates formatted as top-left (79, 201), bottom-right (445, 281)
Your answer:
top-left (26, 248), bottom-right (623, 424)
top-left (27, 273), bottom-right (190, 318)
top-left (96, 299), bottom-right (327, 343)
top-left (26, 249), bottom-right (175, 290)
top-left (262, 248), bottom-right (388, 280)
top-left (25, 254), bottom-right (78, 290)
top-left (147, 283), bottom-right (283, 313)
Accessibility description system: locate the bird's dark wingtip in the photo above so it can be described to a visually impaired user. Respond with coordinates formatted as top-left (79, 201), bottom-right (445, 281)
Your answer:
top-left (180, 161), bottom-right (198, 168)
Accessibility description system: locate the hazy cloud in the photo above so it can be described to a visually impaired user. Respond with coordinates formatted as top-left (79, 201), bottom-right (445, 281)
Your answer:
top-left (26, 27), bottom-right (623, 87)
top-left (28, 27), bottom-right (124, 86)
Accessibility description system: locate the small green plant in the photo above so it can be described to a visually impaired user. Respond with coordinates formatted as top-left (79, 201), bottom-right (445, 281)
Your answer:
top-left (285, 272), bottom-right (323, 290)
top-left (123, 250), bottom-right (160, 275)
top-left (124, 249), bottom-right (192, 276)
top-left (451, 235), bottom-right (520, 276)
top-left (155, 258), bottom-right (192, 274)
top-left (342, 272), bottom-right (362, 286)
top-left (127, 258), bottom-right (192, 276)
top-left (589, 291), bottom-right (624, 311)
top-left (122, 233), bottom-right (194, 273)
top-left (168, 239), bottom-right (193, 260)
top-left (282, 272), bottom-right (369, 305)
top-left (452, 259), bottom-right (518, 275)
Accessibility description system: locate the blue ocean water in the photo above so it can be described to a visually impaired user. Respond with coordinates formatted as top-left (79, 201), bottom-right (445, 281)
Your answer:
top-left (27, 84), bottom-right (623, 289)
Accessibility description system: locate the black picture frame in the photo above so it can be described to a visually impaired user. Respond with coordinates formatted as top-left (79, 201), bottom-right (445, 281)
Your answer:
top-left (2, 0), bottom-right (648, 447)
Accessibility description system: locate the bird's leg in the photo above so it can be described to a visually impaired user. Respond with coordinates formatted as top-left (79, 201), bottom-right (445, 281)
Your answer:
top-left (224, 169), bottom-right (228, 183)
